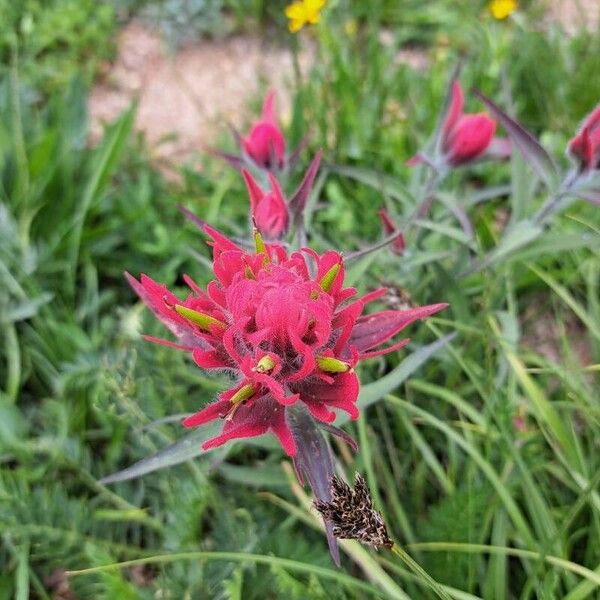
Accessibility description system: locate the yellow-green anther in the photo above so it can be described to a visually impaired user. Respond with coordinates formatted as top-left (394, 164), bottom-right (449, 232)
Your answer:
top-left (316, 355), bottom-right (351, 373)
top-left (175, 305), bottom-right (226, 330)
top-left (253, 228), bottom-right (270, 266)
top-left (254, 228), bottom-right (267, 256)
top-left (230, 383), bottom-right (256, 405)
top-left (319, 262), bottom-right (341, 293)
top-left (254, 355), bottom-right (275, 373)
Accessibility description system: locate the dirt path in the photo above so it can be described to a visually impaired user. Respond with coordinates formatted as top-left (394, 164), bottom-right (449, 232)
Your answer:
top-left (89, 21), bottom-right (314, 174)
top-left (89, 4), bottom-right (598, 172)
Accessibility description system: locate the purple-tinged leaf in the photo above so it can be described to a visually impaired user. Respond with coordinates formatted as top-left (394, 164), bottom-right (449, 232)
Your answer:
top-left (473, 90), bottom-right (557, 186)
top-left (318, 422), bottom-right (358, 451)
top-left (100, 421), bottom-right (222, 484)
top-left (227, 122), bottom-right (243, 146)
top-left (348, 304), bottom-right (448, 353)
top-left (287, 403), bottom-right (340, 566)
top-left (344, 231), bottom-right (408, 262)
top-left (205, 148), bottom-right (246, 171)
top-left (348, 333), bottom-right (457, 422)
top-left (485, 137), bottom-right (512, 161)
top-left (574, 187), bottom-right (600, 206)
top-left (437, 196), bottom-right (474, 239)
top-left (287, 133), bottom-right (311, 170)
top-left (178, 204), bottom-right (208, 231)
top-left (289, 151), bottom-right (322, 226)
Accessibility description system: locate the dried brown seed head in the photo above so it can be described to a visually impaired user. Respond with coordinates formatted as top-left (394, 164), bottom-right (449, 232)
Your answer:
top-left (314, 473), bottom-right (393, 549)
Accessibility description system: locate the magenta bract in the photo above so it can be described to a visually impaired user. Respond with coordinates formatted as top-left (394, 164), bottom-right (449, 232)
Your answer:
top-left (243, 170), bottom-right (290, 239)
top-left (568, 105), bottom-right (600, 173)
top-left (127, 225), bottom-right (446, 456)
top-left (242, 91), bottom-right (286, 170)
top-left (441, 82), bottom-right (496, 167)
top-left (377, 208), bottom-right (405, 255)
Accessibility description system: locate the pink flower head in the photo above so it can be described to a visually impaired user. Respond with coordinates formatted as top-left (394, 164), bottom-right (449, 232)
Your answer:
top-left (127, 225), bottom-right (446, 457)
top-left (441, 82), bottom-right (496, 167)
top-left (377, 209), bottom-right (405, 255)
top-left (567, 105), bottom-right (600, 173)
top-left (242, 91), bottom-right (286, 170)
top-left (408, 82), bottom-right (498, 169)
top-left (243, 169), bottom-right (289, 239)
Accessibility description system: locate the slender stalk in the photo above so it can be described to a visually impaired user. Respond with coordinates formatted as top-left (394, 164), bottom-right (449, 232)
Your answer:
top-left (532, 169), bottom-right (578, 225)
top-left (404, 170), bottom-right (443, 230)
top-left (4, 323), bottom-right (20, 403)
top-left (390, 543), bottom-right (453, 600)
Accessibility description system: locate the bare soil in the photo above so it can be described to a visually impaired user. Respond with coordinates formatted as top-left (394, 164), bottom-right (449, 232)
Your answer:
top-left (89, 3), bottom-right (598, 170)
top-left (89, 21), bottom-right (315, 173)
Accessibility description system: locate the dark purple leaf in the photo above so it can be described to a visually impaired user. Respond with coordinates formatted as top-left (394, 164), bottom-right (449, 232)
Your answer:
top-left (575, 187), bottom-right (600, 206)
top-left (287, 133), bottom-right (311, 169)
top-left (288, 151), bottom-right (322, 226)
top-left (287, 403), bottom-right (340, 566)
top-left (474, 90), bottom-right (557, 185)
top-left (318, 422), bottom-right (358, 451)
top-left (177, 204), bottom-right (208, 231)
top-left (344, 230), bottom-right (408, 262)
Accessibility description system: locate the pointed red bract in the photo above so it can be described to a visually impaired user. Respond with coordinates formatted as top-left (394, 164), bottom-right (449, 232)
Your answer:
top-left (408, 81), bottom-right (501, 169)
top-left (568, 105), bottom-right (600, 173)
top-left (242, 91), bottom-right (286, 170)
top-left (242, 170), bottom-right (290, 239)
top-left (128, 219), bottom-right (446, 456)
top-left (443, 113), bottom-right (496, 166)
top-left (440, 82), bottom-right (496, 166)
top-left (377, 209), bottom-right (405, 255)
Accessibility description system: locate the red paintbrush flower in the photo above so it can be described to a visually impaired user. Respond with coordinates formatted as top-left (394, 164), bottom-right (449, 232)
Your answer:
top-left (127, 224), bottom-right (446, 456)
top-left (242, 91), bottom-right (286, 170)
top-left (440, 82), bottom-right (496, 167)
top-left (408, 81), bottom-right (505, 169)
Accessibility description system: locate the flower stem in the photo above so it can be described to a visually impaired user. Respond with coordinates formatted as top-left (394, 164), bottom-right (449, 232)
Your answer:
top-left (403, 169), bottom-right (443, 234)
top-left (390, 543), bottom-right (453, 600)
top-left (532, 169), bottom-right (578, 225)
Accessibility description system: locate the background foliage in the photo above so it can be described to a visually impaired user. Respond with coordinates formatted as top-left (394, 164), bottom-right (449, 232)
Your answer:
top-left (1, 1), bottom-right (599, 598)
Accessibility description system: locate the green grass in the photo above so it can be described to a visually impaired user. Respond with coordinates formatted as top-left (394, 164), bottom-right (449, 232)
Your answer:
top-left (1, 1), bottom-right (599, 598)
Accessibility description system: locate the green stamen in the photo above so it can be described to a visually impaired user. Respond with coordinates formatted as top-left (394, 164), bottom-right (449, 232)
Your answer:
top-left (254, 355), bottom-right (276, 373)
top-left (230, 383), bottom-right (256, 405)
top-left (319, 262), bottom-right (341, 293)
top-left (254, 228), bottom-right (270, 266)
top-left (316, 356), bottom-right (351, 373)
top-left (175, 305), bottom-right (226, 330)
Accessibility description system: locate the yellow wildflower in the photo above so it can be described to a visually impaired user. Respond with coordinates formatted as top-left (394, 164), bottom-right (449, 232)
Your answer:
top-left (285, 0), bottom-right (326, 33)
top-left (489, 0), bottom-right (518, 20)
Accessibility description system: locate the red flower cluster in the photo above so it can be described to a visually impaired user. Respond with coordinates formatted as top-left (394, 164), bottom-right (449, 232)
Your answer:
top-left (128, 225), bottom-right (446, 456)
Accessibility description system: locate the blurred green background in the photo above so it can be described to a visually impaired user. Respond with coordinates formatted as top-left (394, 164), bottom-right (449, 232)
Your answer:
top-left (1, 1), bottom-right (599, 598)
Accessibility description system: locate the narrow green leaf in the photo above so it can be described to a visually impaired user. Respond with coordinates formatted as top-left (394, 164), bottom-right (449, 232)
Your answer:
top-left (100, 420), bottom-right (222, 484)
top-left (351, 333), bottom-right (456, 417)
